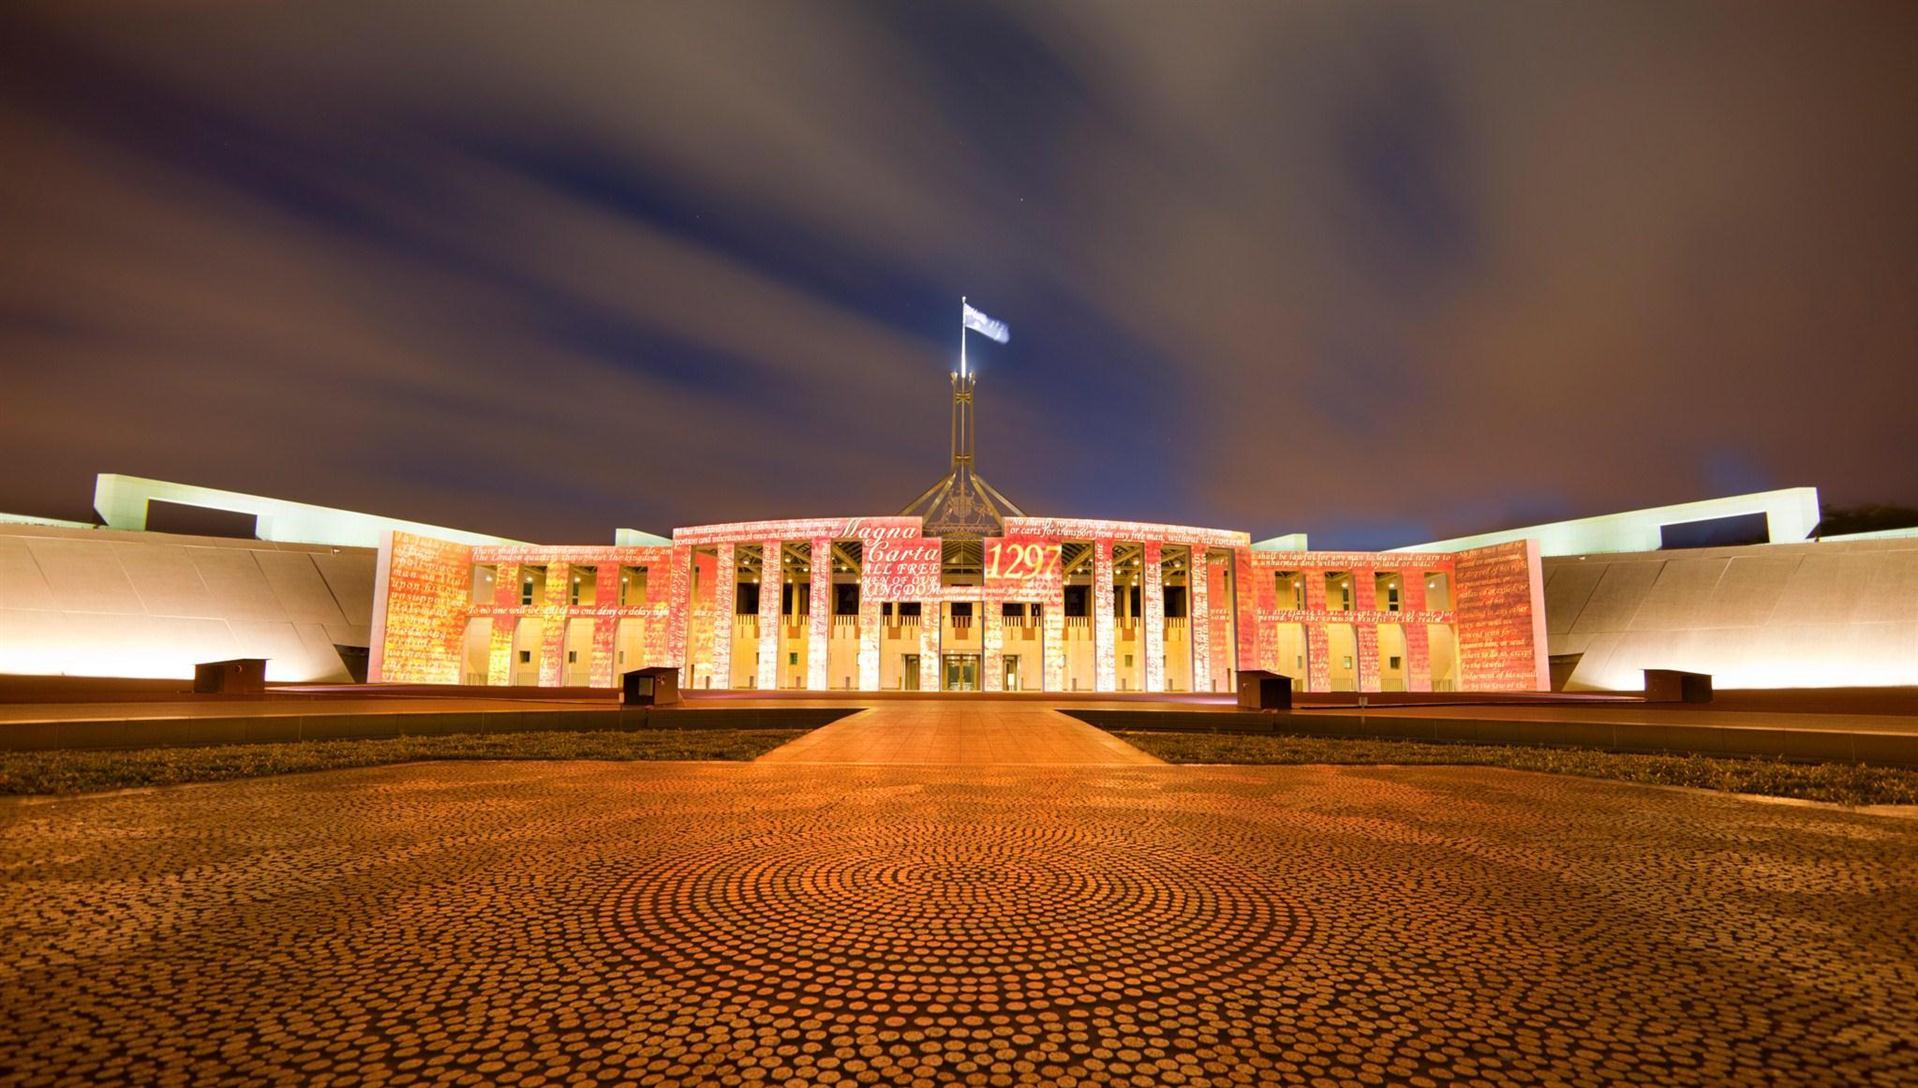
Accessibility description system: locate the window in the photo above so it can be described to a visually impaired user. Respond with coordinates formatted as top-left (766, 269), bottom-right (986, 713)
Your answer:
top-left (1341, 655), bottom-right (1353, 669)
top-left (1389, 655), bottom-right (1402, 669)
top-left (833, 583), bottom-right (860, 616)
top-left (1163, 586), bottom-right (1187, 618)
top-left (520, 579), bottom-right (535, 606)
top-left (518, 650), bottom-right (531, 663)
top-left (788, 652), bottom-right (798, 666)
top-left (1325, 572), bottom-right (1354, 611)
top-left (470, 564), bottom-right (497, 606)
top-left (1387, 587), bottom-right (1400, 611)
top-left (567, 650), bottom-right (578, 663)
top-left (1124, 654), bottom-right (1134, 667)
top-left (1063, 585), bottom-right (1089, 617)
top-left (619, 566), bottom-right (647, 607)
top-left (1274, 571), bottom-right (1305, 610)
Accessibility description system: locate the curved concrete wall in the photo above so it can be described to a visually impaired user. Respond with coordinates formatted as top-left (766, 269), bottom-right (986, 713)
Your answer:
top-left (1545, 538), bottom-right (1918, 690)
top-left (0, 524), bottom-right (374, 682)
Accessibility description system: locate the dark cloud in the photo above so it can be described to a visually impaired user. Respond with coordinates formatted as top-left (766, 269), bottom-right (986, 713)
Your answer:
top-left (3, 1), bottom-right (1914, 546)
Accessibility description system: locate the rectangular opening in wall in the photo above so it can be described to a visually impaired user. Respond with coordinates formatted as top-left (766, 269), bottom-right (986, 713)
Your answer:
top-left (619, 566), bottom-right (647, 607)
top-left (144, 500), bottom-right (258, 539)
top-left (1274, 571), bottom-right (1304, 611)
top-left (519, 565), bottom-right (547, 606)
top-left (1324, 572), bottom-right (1354, 612)
top-left (1660, 512), bottom-right (1769, 549)
top-left (470, 564), bottom-right (497, 606)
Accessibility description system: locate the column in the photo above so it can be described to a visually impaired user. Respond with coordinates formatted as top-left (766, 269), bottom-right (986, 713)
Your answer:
top-left (538, 562), bottom-right (568, 687)
top-left (666, 545), bottom-right (692, 675)
top-left (1190, 549), bottom-right (1211, 694)
top-left (1043, 595), bottom-right (1066, 692)
top-left (983, 597), bottom-right (1004, 692)
top-left (1401, 570), bottom-right (1432, 692)
top-left (757, 538), bottom-right (781, 690)
top-left (857, 597), bottom-right (882, 691)
top-left (1231, 548), bottom-right (1264, 680)
top-left (709, 543), bottom-right (735, 688)
top-left (1143, 541), bottom-right (1165, 692)
top-left (1093, 539), bottom-right (1116, 692)
top-left (591, 562), bottom-right (621, 688)
top-left (807, 537), bottom-right (831, 690)
top-left (486, 561), bottom-right (518, 686)
top-left (1353, 568), bottom-right (1380, 693)
top-left (1303, 571), bottom-right (1330, 692)
top-left (918, 599), bottom-right (940, 691)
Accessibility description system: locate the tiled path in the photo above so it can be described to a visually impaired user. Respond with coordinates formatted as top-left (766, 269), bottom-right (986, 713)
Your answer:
top-left (4, 760), bottom-right (1915, 1084)
top-left (756, 700), bottom-right (1162, 765)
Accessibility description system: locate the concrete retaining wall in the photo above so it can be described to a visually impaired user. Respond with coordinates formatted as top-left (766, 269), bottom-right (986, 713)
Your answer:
top-left (0, 706), bottom-right (856, 752)
top-left (1060, 708), bottom-right (1918, 767)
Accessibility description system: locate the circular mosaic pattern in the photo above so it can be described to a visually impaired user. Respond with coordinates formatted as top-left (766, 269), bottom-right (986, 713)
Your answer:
top-left (596, 821), bottom-right (1309, 1017)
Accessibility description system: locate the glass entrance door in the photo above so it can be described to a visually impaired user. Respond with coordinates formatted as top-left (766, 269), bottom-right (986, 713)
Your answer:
top-left (902, 654), bottom-right (920, 691)
top-left (942, 653), bottom-right (979, 691)
top-left (1003, 655), bottom-right (1022, 692)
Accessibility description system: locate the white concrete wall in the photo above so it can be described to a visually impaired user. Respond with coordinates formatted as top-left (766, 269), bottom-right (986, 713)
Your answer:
top-left (0, 524), bottom-right (373, 682)
top-left (1544, 538), bottom-right (1918, 690)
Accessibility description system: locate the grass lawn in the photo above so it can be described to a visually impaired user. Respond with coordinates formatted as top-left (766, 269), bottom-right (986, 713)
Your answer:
top-left (0, 729), bottom-right (807, 796)
top-left (1121, 731), bottom-right (1918, 807)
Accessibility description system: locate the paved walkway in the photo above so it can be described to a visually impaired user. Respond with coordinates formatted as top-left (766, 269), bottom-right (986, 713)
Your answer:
top-left (3, 760), bottom-right (1913, 1086)
top-left (756, 700), bottom-right (1162, 765)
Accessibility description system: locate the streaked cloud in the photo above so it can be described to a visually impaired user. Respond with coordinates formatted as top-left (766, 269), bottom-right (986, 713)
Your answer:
top-left (3, 1), bottom-right (1913, 545)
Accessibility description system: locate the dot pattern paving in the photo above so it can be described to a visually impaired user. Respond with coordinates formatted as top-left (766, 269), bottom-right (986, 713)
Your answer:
top-left (2, 761), bottom-right (1915, 1087)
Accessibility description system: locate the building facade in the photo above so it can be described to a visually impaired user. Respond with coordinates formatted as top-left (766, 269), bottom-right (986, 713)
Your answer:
top-left (367, 517), bottom-right (1550, 694)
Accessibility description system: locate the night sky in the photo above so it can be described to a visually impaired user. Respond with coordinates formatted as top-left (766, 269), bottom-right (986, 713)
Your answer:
top-left (4, 3), bottom-right (1915, 547)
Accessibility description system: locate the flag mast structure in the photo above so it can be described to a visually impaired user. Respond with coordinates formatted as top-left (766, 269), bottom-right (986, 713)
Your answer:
top-left (900, 298), bottom-right (1024, 548)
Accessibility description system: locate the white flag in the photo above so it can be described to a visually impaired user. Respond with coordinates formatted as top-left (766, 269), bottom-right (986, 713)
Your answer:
top-left (962, 302), bottom-right (1010, 344)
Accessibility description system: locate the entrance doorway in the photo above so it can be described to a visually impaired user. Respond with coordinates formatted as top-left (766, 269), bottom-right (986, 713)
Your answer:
top-left (943, 653), bottom-right (979, 691)
top-left (1003, 655), bottom-right (1022, 692)
top-left (902, 654), bottom-right (921, 691)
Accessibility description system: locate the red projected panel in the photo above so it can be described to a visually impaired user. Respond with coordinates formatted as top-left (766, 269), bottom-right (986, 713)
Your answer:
top-left (1453, 540), bottom-right (1550, 691)
top-left (984, 536), bottom-right (1061, 600)
top-left (372, 531), bottom-right (473, 684)
top-left (862, 537), bottom-right (943, 600)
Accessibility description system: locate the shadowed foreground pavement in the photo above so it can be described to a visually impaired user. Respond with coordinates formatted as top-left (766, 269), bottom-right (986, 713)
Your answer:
top-left (4, 757), bottom-right (1915, 1087)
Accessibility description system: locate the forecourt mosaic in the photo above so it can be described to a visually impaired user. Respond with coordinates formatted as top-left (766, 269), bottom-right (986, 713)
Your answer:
top-left (3, 758), bottom-right (1913, 1087)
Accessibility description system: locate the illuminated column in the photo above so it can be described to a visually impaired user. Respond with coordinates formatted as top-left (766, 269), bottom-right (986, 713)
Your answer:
top-left (1401, 572), bottom-right (1431, 692)
top-left (757, 538), bottom-right (781, 690)
top-left (1353, 568), bottom-right (1380, 693)
top-left (807, 537), bottom-right (831, 691)
top-left (1143, 541), bottom-right (1165, 692)
top-left (1232, 549), bottom-right (1263, 681)
top-left (1190, 550), bottom-right (1210, 694)
top-left (1303, 573), bottom-right (1330, 691)
top-left (857, 597), bottom-right (881, 691)
top-left (665, 545), bottom-right (691, 675)
top-left (539, 562), bottom-right (569, 687)
top-left (918, 600), bottom-right (940, 691)
top-left (1209, 553), bottom-right (1234, 691)
top-left (591, 563), bottom-right (621, 688)
top-left (1043, 597), bottom-right (1066, 692)
top-left (1093, 539), bottom-right (1115, 692)
top-left (487, 561), bottom-right (518, 686)
top-left (982, 599), bottom-right (1004, 692)
top-left (1305, 624), bottom-right (1332, 693)
top-left (710, 543), bottom-right (735, 688)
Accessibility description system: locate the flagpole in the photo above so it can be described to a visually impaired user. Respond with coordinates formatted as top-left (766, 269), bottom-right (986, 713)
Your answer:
top-left (959, 295), bottom-right (968, 379)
